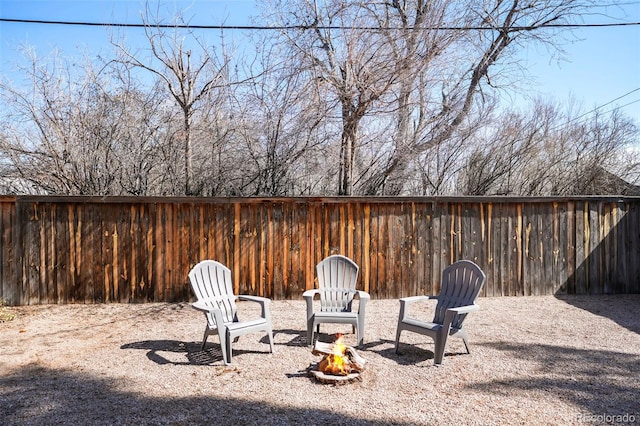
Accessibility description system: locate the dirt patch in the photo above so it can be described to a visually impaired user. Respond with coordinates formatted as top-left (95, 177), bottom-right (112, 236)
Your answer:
top-left (1, 295), bottom-right (639, 425)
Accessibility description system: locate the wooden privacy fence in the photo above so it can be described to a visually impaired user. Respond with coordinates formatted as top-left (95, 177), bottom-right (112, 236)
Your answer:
top-left (0, 196), bottom-right (638, 305)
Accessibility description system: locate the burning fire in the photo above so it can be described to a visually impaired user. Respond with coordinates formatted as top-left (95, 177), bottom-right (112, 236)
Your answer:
top-left (311, 333), bottom-right (366, 382)
top-left (318, 334), bottom-right (350, 376)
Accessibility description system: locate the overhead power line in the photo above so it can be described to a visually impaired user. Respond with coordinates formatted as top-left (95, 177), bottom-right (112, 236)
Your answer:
top-left (527, 87), bottom-right (640, 142)
top-left (1, 17), bottom-right (640, 31)
top-left (559, 87), bottom-right (640, 128)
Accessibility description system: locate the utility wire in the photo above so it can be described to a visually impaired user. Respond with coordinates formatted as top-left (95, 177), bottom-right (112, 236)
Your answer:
top-left (557, 88), bottom-right (640, 128)
top-left (1, 17), bottom-right (640, 30)
top-left (495, 89), bottom-right (640, 154)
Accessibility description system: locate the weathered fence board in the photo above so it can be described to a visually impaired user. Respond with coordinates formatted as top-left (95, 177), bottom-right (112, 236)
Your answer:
top-left (1, 196), bottom-right (639, 305)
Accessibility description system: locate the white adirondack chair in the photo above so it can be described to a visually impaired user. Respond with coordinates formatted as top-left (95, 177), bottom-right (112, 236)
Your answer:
top-left (188, 260), bottom-right (274, 365)
top-left (395, 260), bottom-right (486, 365)
top-left (303, 255), bottom-right (370, 347)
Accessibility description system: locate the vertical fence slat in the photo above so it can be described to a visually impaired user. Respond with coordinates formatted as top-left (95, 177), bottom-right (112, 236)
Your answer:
top-left (0, 201), bottom-right (17, 304)
top-left (361, 203), bottom-right (371, 294)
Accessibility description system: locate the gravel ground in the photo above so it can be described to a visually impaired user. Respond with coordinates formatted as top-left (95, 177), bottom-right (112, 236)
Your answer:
top-left (1, 295), bottom-right (639, 425)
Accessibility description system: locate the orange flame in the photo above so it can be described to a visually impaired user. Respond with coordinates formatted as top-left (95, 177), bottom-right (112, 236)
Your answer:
top-left (320, 334), bottom-right (350, 375)
top-left (333, 334), bottom-right (347, 355)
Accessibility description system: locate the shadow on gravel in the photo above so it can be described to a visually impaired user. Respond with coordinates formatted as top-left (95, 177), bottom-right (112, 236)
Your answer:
top-left (121, 327), bottom-right (312, 367)
top-left (360, 338), bottom-right (470, 367)
top-left (469, 341), bottom-right (640, 416)
top-left (0, 365), bottom-right (399, 425)
top-left (121, 339), bottom-right (280, 366)
top-left (121, 339), bottom-right (226, 365)
top-left (269, 328), bottom-right (308, 347)
top-left (554, 294), bottom-right (640, 335)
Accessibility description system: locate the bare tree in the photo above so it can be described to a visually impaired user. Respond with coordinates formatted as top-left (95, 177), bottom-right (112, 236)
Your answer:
top-left (111, 8), bottom-right (230, 195)
top-left (265, 0), bottom-right (402, 195)
top-left (1, 50), bottom-right (116, 194)
top-left (110, 77), bottom-right (181, 196)
top-left (562, 108), bottom-right (638, 195)
top-left (229, 51), bottom-right (330, 196)
top-left (458, 100), bottom-right (639, 195)
top-left (265, 0), bottom-right (603, 195)
top-left (366, 0), bottom-right (603, 194)
top-left (357, 0), bottom-right (465, 194)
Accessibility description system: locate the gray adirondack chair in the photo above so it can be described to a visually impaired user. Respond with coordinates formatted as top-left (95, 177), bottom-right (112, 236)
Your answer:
top-left (303, 255), bottom-right (370, 347)
top-left (188, 260), bottom-right (274, 365)
top-left (395, 260), bottom-right (486, 365)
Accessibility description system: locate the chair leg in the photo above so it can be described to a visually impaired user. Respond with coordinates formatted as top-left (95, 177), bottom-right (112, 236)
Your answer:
top-left (201, 327), bottom-right (209, 351)
top-left (434, 334), bottom-right (448, 365)
top-left (226, 341), bottom-right (233, 365)
top-left (461, 336), bottom-right (471, 354)
top-left (457, 329), bottom-right (471, 354)
top-left (394, 328), bottom-right (402, 354)
top-left (266, 328), bottom-right (275, 353)
top-left (307, 318), bottom-right (315, 347)
top-left (220, 330), bottom-right (230, 365)
top-left (356, 323), bottom-right (364, 347)
top-left (395, 301), bottom-right (407, 354)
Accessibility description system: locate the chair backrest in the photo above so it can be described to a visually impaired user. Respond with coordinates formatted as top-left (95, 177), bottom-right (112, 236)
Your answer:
top-left (434, 260), bottom-right (486, 330)
top-left (188, 260), bottom-right (238, 325)
top-left (315, 255), bottom-right (360, 313)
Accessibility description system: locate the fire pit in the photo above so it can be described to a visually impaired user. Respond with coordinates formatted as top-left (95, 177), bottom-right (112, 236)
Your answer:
top-left (309, 335), bottom-right (366, 384)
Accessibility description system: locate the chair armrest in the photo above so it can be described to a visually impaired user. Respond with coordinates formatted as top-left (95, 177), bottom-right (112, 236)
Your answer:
top-left (238, 295), bottom-right (270, 304)
top-left (192, 300), bottom-right (217, 313)
top-left (192, 294), bottom-right (239, 312)
top-left (303, 289), bottom-right (321, 321)
top-left (355, 290), bottom-right (370, 310)
top-left (238, 295), bottom-right (272, 320)
top-left (442, 304), bottom-right (480, 330)
top-left (447, 304), bottom-right (479, 315)
top-left (302, 289), bottom-right (321, 300)
top-left (398, 295), bottom-right (437, 322)
top-left (354, 291), bottom-right (370, 325)
top-left (355, 290), bottom-right (370, 301)
top-left (399, 295), bottom-right (437, 305)
top-left (191, 300), bottom-right (226, 328)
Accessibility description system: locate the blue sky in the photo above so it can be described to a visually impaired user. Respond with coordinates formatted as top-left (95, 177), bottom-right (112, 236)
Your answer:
top-left (1, 0), bottom-right (639, 123)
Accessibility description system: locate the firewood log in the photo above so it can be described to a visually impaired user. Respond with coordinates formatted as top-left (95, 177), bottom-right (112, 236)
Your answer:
top-left (345, 346), bottom-right (366, 371)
